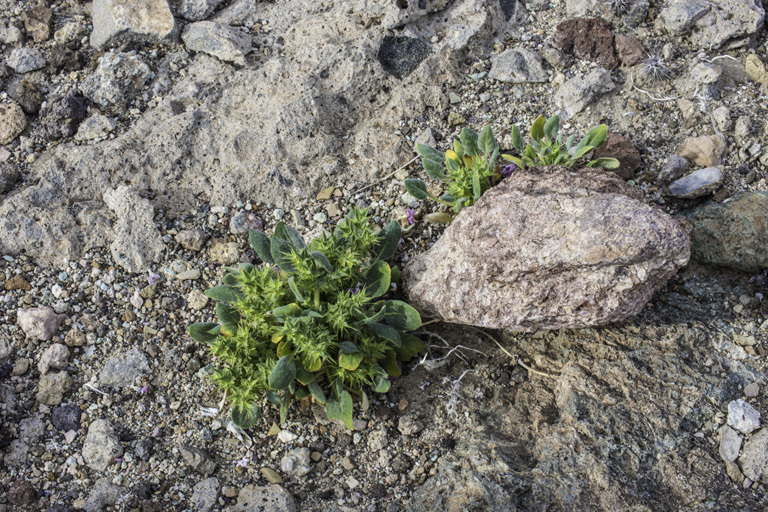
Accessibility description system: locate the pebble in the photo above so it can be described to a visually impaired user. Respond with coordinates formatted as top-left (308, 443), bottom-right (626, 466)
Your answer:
top-left (99, 348), bottom-right (151, 387)
top-left (739, 428), bottom-right (768, 484)
top-left (744, 383), bottom-right (760, 398)
top-left (3, 274), bottom-right (31, 291)
top-left (727, 399), bottom-right (761, 434)
top-left (82, 419), bottom-right (123, 471)
top-left (260, 467), bottom-right (283, 484)
top-left (667, 167), bottom-right (723, 199)
top-left (718, 425), bottom-right (742, 462)
top-left (316, 186), bottom-right (335, 200)
top-left (281, 447), bottom-right (312, 477)
top-left (179, 444), bottom-right (218, 476)
top-left (176, 268), bottom-right (201, 280)
top-left (187, 289), bottom-right (210, 311)
top-left (7, 48), bottom-right (46, 73)
top-left (192, 477), bottom-right (220, 512)
top-left (209, 239), bottom-right (240, 265)
top-left (313, 212), bottom-right (328, 224)
top-left (37, 343), bottom-right (70, 374)
top-left (397, 415), bottom-right (424, 436)
top-left (36, 371), bottom-right (72, 405)
top-left (277, 430), bottom-right (298, 443)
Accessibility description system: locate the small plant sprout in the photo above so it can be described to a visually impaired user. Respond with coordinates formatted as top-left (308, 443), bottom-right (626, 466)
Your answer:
top-left (501, 114), bottom-right (620, 170)
top-left (405, 125), bottom-right (501, 215)
top-left (189, 207), bottom-right (425, 430)
top-left (611, 0), bottom-right (632, 15)
top-left (640, 54), bottom-right (670, 82)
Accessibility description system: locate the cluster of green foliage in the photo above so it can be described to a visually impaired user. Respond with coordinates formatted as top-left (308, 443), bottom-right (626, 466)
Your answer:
top-left (502, 114), bottom-right (619, 170)
top-left (405, 125), bottom-right (501, 214)
top-left (189, 208), bottom-right (425, 430)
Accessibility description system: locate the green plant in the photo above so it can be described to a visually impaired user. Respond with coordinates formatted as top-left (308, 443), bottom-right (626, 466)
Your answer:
top-left (502, 114), bottom-right (619, 170)
top-left (188, 208), bottom-right (425, 430)
top-left (405, 125), bottom-right (501, 214)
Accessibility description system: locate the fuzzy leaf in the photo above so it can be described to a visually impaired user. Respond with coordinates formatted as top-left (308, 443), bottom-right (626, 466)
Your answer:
top-left (369, 322), bottom-right (401, 347)
top-left (478, 125), bottom-right (495, 155)
top-left (471, 170), bottom-right (481, 201)
top-left (382, 300), bottom-right (422, 331)
top-left (380, 350), bottom-right (401, 377)
top-left (216, 303), bottom-right (240, 325)
top-left (295, 367), bottom-right (314, 386)
top-left (395, 333), bottom-right (427, 361)
top-left (502, 154), bottom-right (526, 168)
top-left (231, 403), bottom-right (261, 429)
top-left (219, 322), bottom-right (238, 337)
top-left (565, 134), bottom-right (576, 150)
top-left (269, 356), bottom-right (296, 390)
top-left (272, 303), bottom-right (301, 318)
top-left (273, 222), bottom-right (306, 250)
top-left (305, 358), bottom-right (322, 372)
top-left (588, 157), bottom-right (620, 169)
top-left (373, 376), bottom-right (391, 393)
top-left (530, 115), bottom-right (546, 142)
top-left (340, 391), bottom-right (354, 429)
top-left (511, 125), bottom-right (523, 152)
top-left (189, 323), bottom-right (219, 344)
top-left (543, 114), bottom-right (560, 140)
top-left (571, 145), bottom-right (595, 162)
top-left (294, 386), bottom-right (310, 400)
top-left (372, 221), bottom-right (401, 262)
top-left (554, 153), bottom-right (569, 165)
top-left (365, 260), bottom-right (390, 298)
top-left (204, 285), bottom-right (242, 304)
top-left (249, 229), bottom-right (274, 265)
top-left (488, 147), bottom-right (499, 169)
top-left (222, 273), bottom-right (239, 286)
top-left (445, 156), bottom-right (460, 172)
top-left (415, 142), bottom-right (444, 163)
top-left (390, 265), bottom-right (401, 284)
top-left (338, 341), bottom-right (360, 354)
top-left (287, 277), bottom-right (305, 302)
top-left (325, 397), bottom-right (343, 423)
top-left (310, 251), bottom-right (333, 272)
top-left (354, 306), bottom-right (387, 326)
top-left (266, 390), bottom-right (282, 405)
top-left (339, 351), bottom-right (364, 371)
top-left (277, 340), bottom-right (292, 358)
top-left (308, 380), bottom-right (326, 404)
top-left (404, 179), bottom-right (432, 200)
top-left (584, 124), bottom-right (608, 148)
top-left (453, 139), bottom-right (464, 160)
top-left (270, 236), bottom-right (295, 273)
top-left (460, 127), bottom-right (480, 156)
top-left (280, 392), bottom-right (290, 424)
top-left (422, 158), bottom-right (446, 181)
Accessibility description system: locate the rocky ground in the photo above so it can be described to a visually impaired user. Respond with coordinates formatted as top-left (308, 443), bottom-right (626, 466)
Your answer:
top-left (3, 0), bottom-right (768, 511)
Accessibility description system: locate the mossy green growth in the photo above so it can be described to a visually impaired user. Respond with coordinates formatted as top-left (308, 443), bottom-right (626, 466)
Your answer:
top-left (189, 208), bottom-right (424, 430)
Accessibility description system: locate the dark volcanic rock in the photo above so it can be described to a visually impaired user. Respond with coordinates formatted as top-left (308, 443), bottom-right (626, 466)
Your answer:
top-left (8, 479), bottom-right (37, 507)
top-left (593, 133), bottom-right (643, 179)
top-left (378, 36), bottom-right (432, 79)
top-left (9, 79), bottom-right (44, 114)
top-left (555, 17), bottom-right (618, 70)
top-left (38, 91), bottom-right (88, 140)
top-left (51, 404), bottom-right (82, 431)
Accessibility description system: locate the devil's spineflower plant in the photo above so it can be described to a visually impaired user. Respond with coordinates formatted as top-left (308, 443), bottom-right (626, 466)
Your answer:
top-left (189, 207), bottom-right (424, 430)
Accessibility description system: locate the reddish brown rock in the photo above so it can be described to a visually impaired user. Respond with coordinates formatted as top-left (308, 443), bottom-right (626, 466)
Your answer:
top-left (4, 275), bottom-right (31, 291)
top-left (555, 18), bottom-right (618, 70)
top-left (615, 34), bottom-right (645, 67)
top-left (403, 167), bottom-right (690, 332)
top-left (8, 479), bottom-right (37, 507)
top-left (593, 133), bottom-right (642, 179)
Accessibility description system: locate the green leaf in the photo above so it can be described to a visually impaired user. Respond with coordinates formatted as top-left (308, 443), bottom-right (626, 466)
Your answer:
top-left (415, 142), bottom-right (444, 163)
top-left (222, 273), bottom-right (238, 286)
top-left (395, 333), bottom-right (427, 361)
top-left (373, 376), bottom-right (391, 393)
top-left (354, 306), bottom-right (387, 326)
top-left (266, 390), bottom-right (282, 405)
top-left (340, 391), bottom-right (354, 430)
top-left (502, 154), bottom-right (526, 168)
top-left (270, 236), bottom-right (295, 273)
top-left (219, 322), bottom-right (238, 337)
top-left (339, 351), bottom-right (364, 370)
top-left (365, 260), bottom-right (390, 298)
top-left (288, 277), bottom-right (305, 302)
top-left (422, 158), bottom-right (446, 181)
top-left (382, 300), bottom-right (421, 331)
top-left (478, 125), bottom-right (495, 155)
top-left (231, 403), bottom-right (261, 429)
top-left (445, 157), bottom-right (460, 172)
top-left (554, 153), bottom-right (569, 165)
top-left (530, 115), bottom-right (546, 142)
top-left (338, 341), bottom-right (360, 354)
top-left (308, 380), bottom-right (326, 404)
top-left (216, 303), bottom-right (239, 324)
top-left (204, 285), bottom-right (242, 304)
top-left (511, 125), bottom-right (523, 152)
top-left (280, 391), bottom-right (290, 424)
top-left (249, 229), bottom-right (274, 265)
top-left (189, 323), bottom-right (219, 344)
top-left (585, 124), bottom-right (608, 148)
top-left (524, 144), bottom-right (536, 161)
top-left (471, 170), bottom-right (481, 201)
top-left (588, 157), bottom-right (620, 169)
top-left (295, 367), bottom-right (314, 386)
top-left (488, 147), bottom-right (499, 169)
top-left (404, 178), bottom-right (436, 201)
top-left (543, 115), bottom-right (560, 140)
top-left (372, 221), bottom-right (401, 262)
top-left (273, 222), bottom-right (306, 250)
top-left (390, 265), bottom-right (401, 283)
top-left (565, 134), bottom-right (576, 150)
top-left (459, 127), bottom-right (480, 156)
top-left (571, 145), bottom-right (595, 162)
top-left (295, 386), bottom-right (310, 400)
top-left (453, 139), bottom-right (464, 160)
top-left (272, 303), bottom-right (301, 318)
top-left (310, 252), bottom-right (333, 272)
top-left (325, 397), bottom-right (342, 422)
top-left (269, 356), bottom-right (296, 390)
top-left (369, 322), bottom-right (401, 347)
top-left (380, 350), bottom-right (401, 377)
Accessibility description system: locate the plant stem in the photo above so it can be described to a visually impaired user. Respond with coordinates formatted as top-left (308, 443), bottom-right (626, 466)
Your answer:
top-left (314, 287), bottom-right (320, 310)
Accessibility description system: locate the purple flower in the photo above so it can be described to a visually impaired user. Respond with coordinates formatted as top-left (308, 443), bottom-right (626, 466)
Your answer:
top-left (114, 457), bottom-right (124, 463)
top-left (139, 385), bottom-right (149, 395)
top-left (147, 272), bottom-right (160, 285)
top-left (501, 163), bottom-right (516, 178)
top-left (348, 282), bottom-right (362, 295)
top-left (236, 456), bottom-right (249, 467)
top-left (406, 208), bottom-right (415, 225)
top-left (397, 238), bottom-right (404, 249)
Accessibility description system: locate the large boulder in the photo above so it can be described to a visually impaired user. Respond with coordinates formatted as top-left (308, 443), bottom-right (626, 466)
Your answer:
top-left (684, 191), bottom-right (768, 272)
top-left (0, 0), bottom-right (523, 268)
top-left (91, 0), bottom-right (178, 48)
top-left (403, 167), bottom-right (690, 331)
top-left (657, 0), bottom-right (764, 49)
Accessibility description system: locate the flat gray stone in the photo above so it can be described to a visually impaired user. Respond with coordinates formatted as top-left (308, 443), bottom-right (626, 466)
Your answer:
top-left (719, 425), bottom-right (742, 462)
top-left (554, 68), bottom-right (615, 120)
top-left (667, 167), bottom-right (722, 199)
top-left (181, 21), bottom-right (252, 65)
top-left (99, 348), bottom-right (151, 387)
top-left (91, 0), bottom-right (177, 48)
top-left (727, 399), bottom-right (761, 434)
top-left (17, 307), bottom-right (66, 341)
top-left (740, 428), bottom-right (768, 483)
top-left (37, 343), bottom-right (70, 374)
top-left (81, 51), bottom-right (155, 110)
top-left (82, 419), bottom-right (123, 471)
top-left (489, 47), bottom-right (547, 83)
top-left (192, 477), bottom-right (220, 512)
top-left (180, 444), bottom-right (217, 476)
top-left (226, 484), bottom-right (295, 512)
top-left (35, 371), bottom-right (72, 405)
top-left (0, 102), bottom-right (28, 145)
top-left (280, 448), bottom-right (311, 477)
top-left (7, 48), bottom-right (46, 73)
top-left (178, 0), bottom-right (226, 21)
top-left (84, 478), bottom-right (123, 512)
